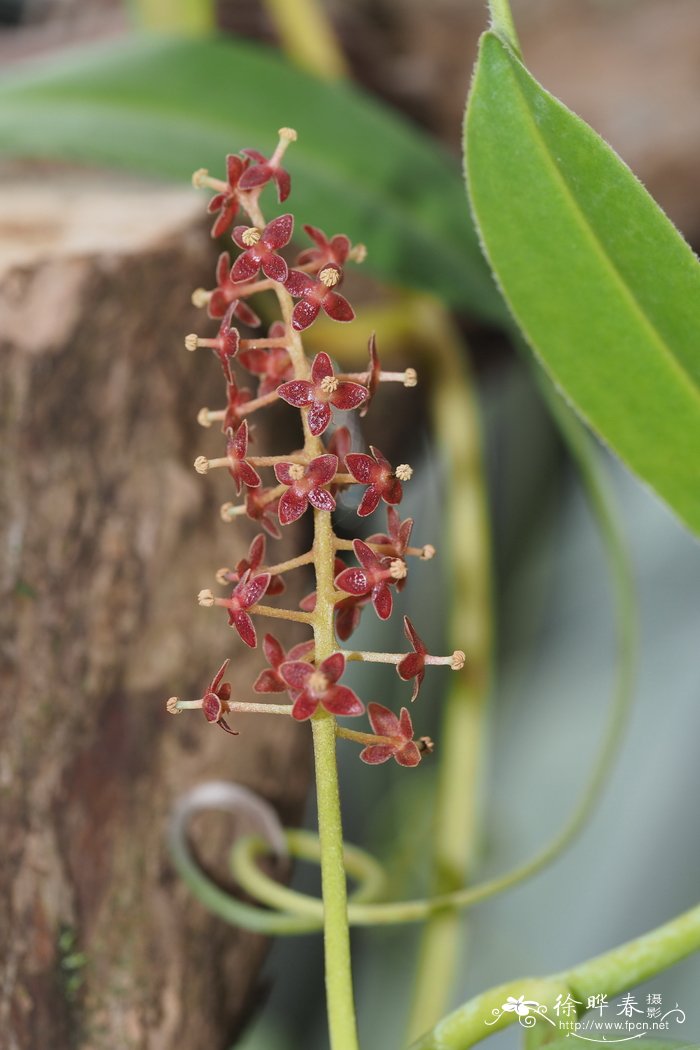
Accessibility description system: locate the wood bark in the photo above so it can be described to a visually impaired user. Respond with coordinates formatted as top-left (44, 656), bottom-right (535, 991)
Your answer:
top-left (0, 167), bottom-right (311, 1050)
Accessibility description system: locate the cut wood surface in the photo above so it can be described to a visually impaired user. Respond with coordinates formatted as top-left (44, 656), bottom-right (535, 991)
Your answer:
top-left (0, 166), bottom-right (311, 1050)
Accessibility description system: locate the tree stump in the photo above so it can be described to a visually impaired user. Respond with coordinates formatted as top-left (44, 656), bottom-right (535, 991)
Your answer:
top-left (0, 165), bottom-right (311, 1050)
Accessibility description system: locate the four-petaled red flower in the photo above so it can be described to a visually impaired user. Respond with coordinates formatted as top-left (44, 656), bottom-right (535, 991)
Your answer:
top-left (345, 446), bottom-right (406, 517)
top-left (239, 147), bottom-right (291, 203)
top-left (397, 616), bottom-right (427, 701)
top-left (232, 214), bottom-right (293, 284)
top-left (334, 539), bottom-right (405, 621)
top-left (277, 352), bottom-right (368, 436)
top-left (208, 252), bottom-right (262, 326)
top-left (238, 321), bottom-right (293, 396)
top-left (200, 658), bottom-right (238, 735)
top-left (254, 633), bottom-right (315, 693)
top-left (207, 154), bottom-right (249, 238)
top-left (285, 265), bottom-right (354, 332)
top-left (220, 533), bottom-right (285, 596)
top-left (280, 652), bottom-right (364, 721)
top-left (359, 703), bottom-right (421, 767)
top-left (300, 557), bottom-right (369, 641)
top-left (225, 569), bottom-right (270, 648)
top-left (296, 225), bottom-right (351, 270)
top-left (274, 454), bottom-right (338, 525)
top-left (223, 376), bottom-right (253, 432)
top-left (225, 420), bottom-right (261, 495)
top-left (368, 507), bottom-right (413, 590)
top-left (245, 486), bottom-right (282, 539)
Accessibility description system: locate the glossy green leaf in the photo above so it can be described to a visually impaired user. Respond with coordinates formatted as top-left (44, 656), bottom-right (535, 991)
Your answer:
top-left (0, 33), bottom-right (504, 322)
top-left (465, 31), bottom-right (700, 536)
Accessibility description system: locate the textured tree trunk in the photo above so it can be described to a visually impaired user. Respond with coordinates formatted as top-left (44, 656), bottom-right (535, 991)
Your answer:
top-left (0, 166), bottom-right (311, 1050)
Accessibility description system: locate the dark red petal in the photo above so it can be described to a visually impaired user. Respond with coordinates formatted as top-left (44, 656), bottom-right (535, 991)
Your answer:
top-left (403, 616), bottom-right (427, 655)
top-left (299, 590), bottom-right (317, 612)
top-left (398, 652), bottom-right (425, 681)
top-left (331, 382), bottom-right (368, 411)
top-left (234, 299), bottom-right (262, 328)
top-left (248, 533), bottom-right (266, 571)
top-left (232, 252), bottom-right (260, 283)
top-left (395, 742), bottom-right (421, 767)
top-left (217, 716), bottom-right (239, 736)
top-left (320, 651), bottom-right (345, 683)
top-left (311, 352), bottom-right (334, 384)
top-left (307, 401), bottom-right (332, 436)
top-left (210, 658), bottom-right (230, 693)
top-left (322, 290), bottom-right (354, 323)
top-left (285, 269), bottom-right (314, 296)
top-left (360, 744), bottom-right (395, 765)
top-left (238, 348), bottom-right (270, 375)
top-left (216, 251), bottom-right (231, 285)
top-left (345, 453), bottom-right (374, 483)
top-left (335, 601), bottom-right (363, 641)
top-left (357, 486), bottom-right (382, 518)
top-left (398, 518), bottom-right (414, 551)
top-left (274, 168), bottom-right (291, 202)
top-left (322, 685), bottom-right (364, 717)
top-left (211, 207), bottom-right (234, 239)
top-left (288, 639), bottom-right (315, 661)
top-left (280, 660), bottom-right (314, 690)
top-left (303, 224), bottom-right (327, 249)
top-left (399, 707), bottom-right (415, 739)
top-left (352, 539), bottom-right (381, 571)
top-left (327, 426), bottom-right (351, 461)
top-left (335, 567), bottom-right (370, 596)
top-left (308, 486), bottom-right (336, 513)
top-left (261, 253), bottom-right (288, 283)
top-left (278, 489), bottom-right (308, 525)
top-left (237, 460), bottom-right (262, 490)
top-left (241, 148), bottom-right (267, 164)
top-left (274, 461), bottom-right (296, 485)
top-left (291, 690), bottom-right (319, 721)
top-left (218, 683), bottom-right (231, 703)
top-left (239, 164), bottom-right (271, 190)
top-left (208, 192), bottom-right (226, 213)
top-left (264, 213), bottom-right (293, 250)
top-left (382, 477), bottom-right (403, 505)
top-left (262, 632), bottom-right (285, 669)
top-left (233, 419), bottom-right (249, 457)
top-left (369, 445), bottom-right (392, 469)
top-left (277, 380), bottom-right (314, 408)
top-left (202, 690), bottom-right (223, 723)
top-left (231, 225), bottom-right (251, 249)
top-left (254, 669), bottom-right (285, 693)
top-left (367, 702), bottom-right (401, 738)
top-left (226, 153), bottom-right (245, 185)
top-left (308, 454), bottom-right (338, 485)
top-left (292, 299), bottom-right (321, 331)
top-left (372, 582), bottom-right (393, 620)
top-left (238, 572), bottom-right (270, 608)
top-left (232, 610), bottom-right (257, 648)
top-left (267, 574), bottom-right (286, 597)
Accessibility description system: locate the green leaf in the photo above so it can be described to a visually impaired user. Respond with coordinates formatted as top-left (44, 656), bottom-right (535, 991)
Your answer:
top-left (0, 33), bottom-right (504, 322)
top-left (465, 31), bottom-right (700, 537)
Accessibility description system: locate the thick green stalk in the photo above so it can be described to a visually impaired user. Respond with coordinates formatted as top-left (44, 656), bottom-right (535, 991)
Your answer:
top-left (261, 0), bottom-right (349, 81)
top-left (487, 0), bottom-right (522, 55)
top-left (128, 0), bottom-right (215, 35)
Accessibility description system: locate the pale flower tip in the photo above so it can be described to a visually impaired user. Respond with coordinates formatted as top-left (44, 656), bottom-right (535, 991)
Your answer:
top-left (278, 126), bottom-right (297, 142)
top-left (192, 288), bottom-right (211, 308)
top-left (192, 167), bottom-right (209, 188)
top-left (389, 558), bottom-right (407, 581)
top-left (242, 227), bottom-right (262, 247)
top-left (194, 456), bottom-right (210, 475)
top-left (349, 243), bottom-right (367, 263)
top-left (220, 501), bottom-right (235, 522)
top-left (418, 736), bottom-right (435, 755)
top-left (185, 333), bottom-right (199, 352)
top-left (197, 407), bottom-right (212, 428)
top-left (198, 588), bottom-right (215, 607)
top-left (395, 463), bottom-right (413, 482)
top-left (215, 567), bottom-right (232, 586)
top-left (166, 697), bottom-right (181, 715)
top-left (421, 544), bottom-right (436, 561)
top-left (451, 650), bottom-right (466, 671)
top-left (319, 266), bottom-right (341, 288)
top-left (403, 368), bottom-right (418, 388)
top-left (288, 463), bottom-right (305, 481)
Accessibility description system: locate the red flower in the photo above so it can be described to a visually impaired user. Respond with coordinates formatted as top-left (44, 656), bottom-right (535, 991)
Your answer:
top-left (279, 652), bottom-right (364, 721)
top-left (334, 539), bottom-right (407, 621)
top-left (296, 225), bottom-right (351, 270)
top-left (274, 454), bottom-right (338, 526)
top-left (360, 333), bottom-right (381, 417)
top-left (208, 252), bottom-right (262, 327)
top-left (285, 265), bottom-right (354, 332)
top-left (225, 569), bottom-right (270, 648)
top-left (239, 147), bottom-right (291, 203)
top-left (367, 507), bottom-right (412, 590)
top-left (245, 487), bottom-right (282, 539)
top-left (231, 214), bottom-right (293, 284)
top-left (254, 633), bottom-right (315, 693)
top-left (225, 420), bottom-right (261, 496)
top-left (300, 557), bottom-right (369, 641)
top-left (223, 376), bottom-right (253, 432)
top-left (200, 658), bottom-right (238, 735)
top-left (359, 703), bottom-right (421, 767)
top-left (397, 616), bottom-right (428, 701)
top-left (207, 154), bottom-right (249, 238)
top-left (277, 352), bottom-right (368, 436)
top-left (220, 534), bottom-right (285, 597)
top-left (238, 321), bottom-right (293, 396)
top-left (345, 446), bottom-right (411, 517)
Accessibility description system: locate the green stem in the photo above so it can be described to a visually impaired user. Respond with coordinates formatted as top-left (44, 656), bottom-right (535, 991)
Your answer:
top-left (261, 0), bottom-right (349, 81)
top-left (487, 0), bottom-right (522, 56)
top-left (410, 902), bottom-right (700, 1049)
top-left (128, 0), bottom-right (215, 35)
